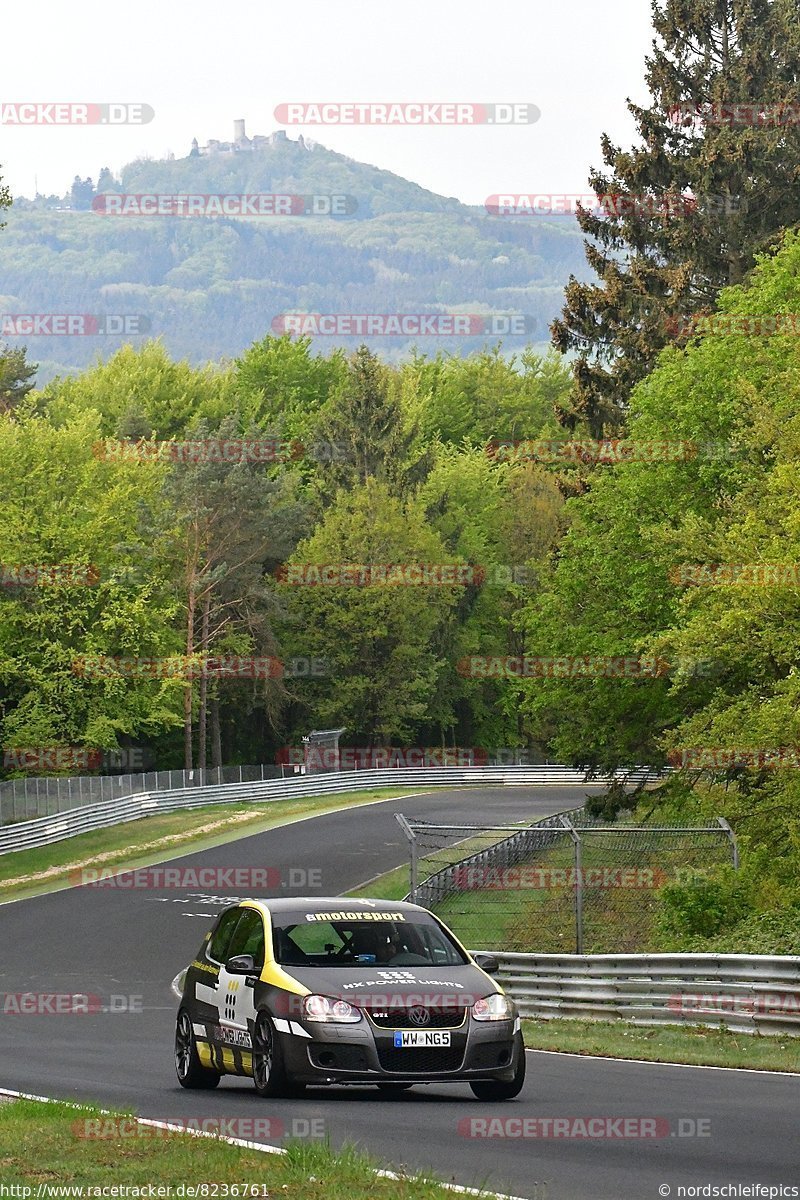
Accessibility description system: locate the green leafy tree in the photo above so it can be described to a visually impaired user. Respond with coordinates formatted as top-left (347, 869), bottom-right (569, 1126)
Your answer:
top-left (40, 342), bottom-right (233, 438)
top-left (235, 333), bottom-right (346, 443)
top-left (0, 345), bottom-right (37, 414)
top-left (417, 446), bottom-right (563, 749)
top-left (96, 167), bottom-right (117, 193)
top-left (277, 480), bottom-right (458, 742)
top-left (0, 408), bottom-right (182, 760)
top-left (0, 163), bottom-right (11, 229)
top-left (70, 176), bottom-right (95, 210)
top-left (404, 348), bottom-right (569, 446)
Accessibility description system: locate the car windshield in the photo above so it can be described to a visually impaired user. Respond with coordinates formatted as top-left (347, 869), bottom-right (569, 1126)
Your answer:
top-left (271, 914), bottom-right (468, 968)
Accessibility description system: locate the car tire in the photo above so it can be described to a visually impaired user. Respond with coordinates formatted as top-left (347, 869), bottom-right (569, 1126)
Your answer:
top-left (469, 1033), bottom-right (526, 1101)
top-left (175, 1009), bottom-right (221, 1089)
top-left (252, 1012), bottom-right (291, 1098)
top-left (377, 1082), bottom-right (414, 1094)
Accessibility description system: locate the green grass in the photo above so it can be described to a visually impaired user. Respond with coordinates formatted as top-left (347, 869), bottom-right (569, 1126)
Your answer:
top-left (349, 862), bottom-right (411, 902)
top-left (523, 1017), bottom-right (800, 1071)
top-left (0, 788), bottom-right (427, 903)
top-left (0, 1097), bottom-right (494, 1197)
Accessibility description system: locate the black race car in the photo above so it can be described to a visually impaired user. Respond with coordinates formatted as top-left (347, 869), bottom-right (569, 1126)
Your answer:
top-left (173, 896), bottom-right (525, 1099)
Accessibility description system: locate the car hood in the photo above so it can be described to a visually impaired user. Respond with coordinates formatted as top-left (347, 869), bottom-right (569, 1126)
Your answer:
top-left (274, 961), bottom-right (498, 1008)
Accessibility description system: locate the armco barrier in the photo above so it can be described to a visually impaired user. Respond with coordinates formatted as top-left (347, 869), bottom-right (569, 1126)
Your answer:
top-left (0, 765), bottom-right (652, 854)
top-left (488, 951), bottom-right (800, 1036)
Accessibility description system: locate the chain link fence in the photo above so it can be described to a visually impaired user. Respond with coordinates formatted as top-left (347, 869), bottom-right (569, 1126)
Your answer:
top-left (397, 809), bottom-right (737, 954)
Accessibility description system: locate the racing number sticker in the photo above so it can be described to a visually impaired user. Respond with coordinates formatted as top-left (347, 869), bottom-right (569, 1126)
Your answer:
top-left (224, 979), bottom-right (240, 1022)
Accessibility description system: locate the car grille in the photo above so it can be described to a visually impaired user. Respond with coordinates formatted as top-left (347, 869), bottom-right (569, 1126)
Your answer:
top-left (368, 1007), bottom-right (467, 1030)
top-left (376, 1045), bottom-right (466, 1073)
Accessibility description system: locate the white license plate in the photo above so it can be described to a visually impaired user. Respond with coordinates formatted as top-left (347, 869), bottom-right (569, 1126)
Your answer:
top-left (393, 1030), bottom-right (451, 1048)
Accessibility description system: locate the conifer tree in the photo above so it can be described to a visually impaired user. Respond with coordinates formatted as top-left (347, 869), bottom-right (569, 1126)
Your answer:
top-left (552, 0), bottom-right (800, 435)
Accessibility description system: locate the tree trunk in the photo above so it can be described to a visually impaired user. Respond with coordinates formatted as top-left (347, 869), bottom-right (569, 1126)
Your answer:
top-left (184, 584), bottom-right (196, 771)
top-left (210, 697), bottom-right (223, 771)
top-left (197, 594), bottom-right (210, 777)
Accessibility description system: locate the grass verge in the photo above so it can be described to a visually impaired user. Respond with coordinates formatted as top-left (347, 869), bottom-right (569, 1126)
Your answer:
top-left (0, 788), bottom-right (426, 904)
top-left (0, 1097), bottom-right (492, 1197)
top-left (523, 1017), bottom-right (800, 1071)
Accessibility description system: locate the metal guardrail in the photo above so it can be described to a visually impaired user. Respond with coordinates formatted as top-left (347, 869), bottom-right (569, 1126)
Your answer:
top-left (487, 951), bottom-right (800, 1036)
top-left (0, 765), bottom-right (640, 855)
top-left (0, 763), bottom-right (288, 825)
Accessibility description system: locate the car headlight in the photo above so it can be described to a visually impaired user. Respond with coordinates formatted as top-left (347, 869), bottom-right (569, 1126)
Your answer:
top-left (472, 994), bottom-right (514, 1022)
top-left (302, 995), bottom-right (362, 1023)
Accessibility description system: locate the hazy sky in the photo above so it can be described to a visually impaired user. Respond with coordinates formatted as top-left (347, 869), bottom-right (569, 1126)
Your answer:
top-left (2, 0), bottom-right (655, 205)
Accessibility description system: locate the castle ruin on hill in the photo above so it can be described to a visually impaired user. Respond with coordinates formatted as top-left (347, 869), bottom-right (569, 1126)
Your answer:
top-left (190, 119), bottom-right (316, 158)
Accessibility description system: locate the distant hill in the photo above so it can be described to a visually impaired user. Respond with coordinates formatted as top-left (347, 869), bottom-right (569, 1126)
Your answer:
top-left (0, 130), bottom-right (589, 382)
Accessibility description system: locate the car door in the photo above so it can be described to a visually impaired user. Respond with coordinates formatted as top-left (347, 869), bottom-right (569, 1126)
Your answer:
top-left (215, 907), bottom-right (265, 1059)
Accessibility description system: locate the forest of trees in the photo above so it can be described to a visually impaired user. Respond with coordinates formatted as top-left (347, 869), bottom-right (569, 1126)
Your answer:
top-left (2, 0), bottom-right (800, 953)
top-left (0, 335), bottom-right (570, 772)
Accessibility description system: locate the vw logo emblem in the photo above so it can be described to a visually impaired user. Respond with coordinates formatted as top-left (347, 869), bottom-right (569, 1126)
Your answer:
top-left (408, 1006), bottom-right (430, 1026)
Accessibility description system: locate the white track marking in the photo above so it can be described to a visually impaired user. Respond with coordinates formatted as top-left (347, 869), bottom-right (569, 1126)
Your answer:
top-left (525, 1047), bottom-right (800, 1076)
top-left (0, 1087), bottom-right (530, 1199)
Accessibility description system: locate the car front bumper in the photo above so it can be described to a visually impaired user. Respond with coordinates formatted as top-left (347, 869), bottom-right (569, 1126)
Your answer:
top-left (274, 1014), bottom-right (522, 1084)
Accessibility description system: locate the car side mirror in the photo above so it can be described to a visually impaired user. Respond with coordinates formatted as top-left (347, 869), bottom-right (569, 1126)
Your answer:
top-left (472, 952), bottom-right (500, 975)
top-left (225, 953), bottom-right (257, 975)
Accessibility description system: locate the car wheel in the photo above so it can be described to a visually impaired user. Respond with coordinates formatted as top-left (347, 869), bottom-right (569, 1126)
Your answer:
top-left (377, 1082), bottom-right (414, 1094)
top-left (252, 1012), bottom-right (291, 1098)
top-left (469, 1033), bottom-right (526, 1101)
top-left (175, 1010), bottom-right (221, 1089)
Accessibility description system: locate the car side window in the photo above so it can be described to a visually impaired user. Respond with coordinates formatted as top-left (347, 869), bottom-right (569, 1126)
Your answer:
top-left (227, 909), bottom-right (265, 971)
top-left (208, 907), bottom-right (243, 963)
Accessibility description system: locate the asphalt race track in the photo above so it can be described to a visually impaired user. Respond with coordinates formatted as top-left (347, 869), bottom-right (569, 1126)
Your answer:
top-left (1, 784), bottom-right (798, 1200)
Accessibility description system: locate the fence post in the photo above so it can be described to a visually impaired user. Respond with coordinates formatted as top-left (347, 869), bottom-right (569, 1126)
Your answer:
top-left (560, 816), bottom-right (583, 955)
top-left (395, 813), bottom-right (418, 903)
top-left (717, 816), bottom-right (739, 870)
